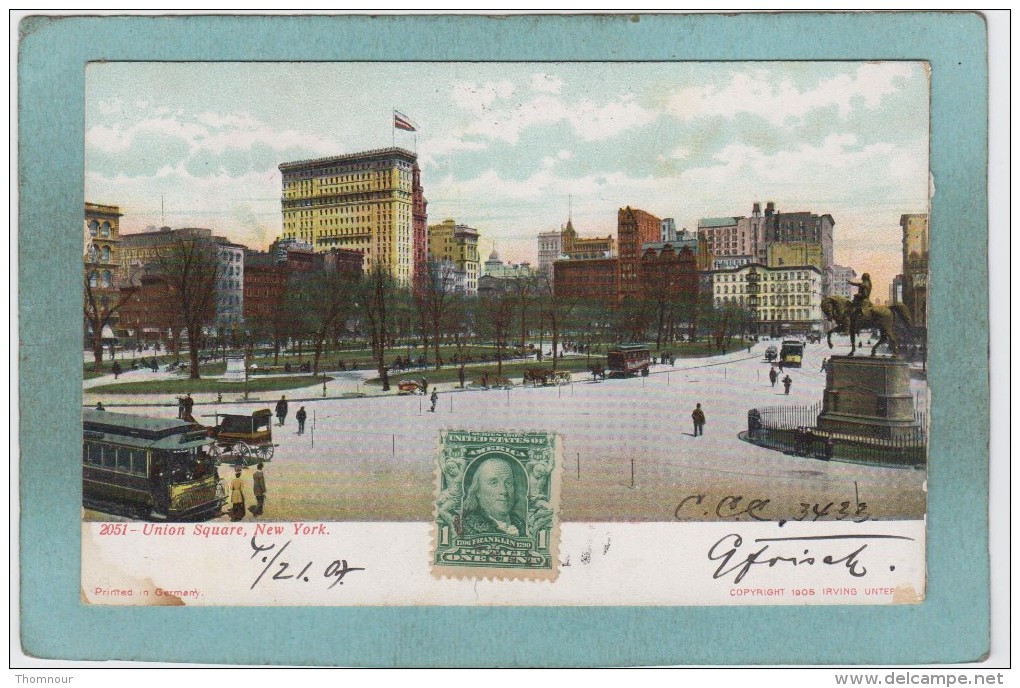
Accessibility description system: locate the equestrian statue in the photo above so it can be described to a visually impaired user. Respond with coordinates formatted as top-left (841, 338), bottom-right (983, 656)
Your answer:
top-left (821, 272), bottom-right (912, 357)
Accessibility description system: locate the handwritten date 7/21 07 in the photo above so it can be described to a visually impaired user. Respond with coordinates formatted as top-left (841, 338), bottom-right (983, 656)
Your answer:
top-left (249, 537), bottom-right (364, 590)
top-left (674, 494), bottom-right (871, 523)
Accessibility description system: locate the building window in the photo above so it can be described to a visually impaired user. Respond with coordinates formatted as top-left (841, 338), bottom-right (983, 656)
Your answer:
top-left (101, 246), bottom-right (111, 262)
top-left (100, 222), bottom-right (111, 238)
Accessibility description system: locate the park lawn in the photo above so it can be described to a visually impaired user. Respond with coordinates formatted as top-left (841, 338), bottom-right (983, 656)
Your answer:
top-left (249, 343), bottom-right (512, 371)
top-left (365, 356), bottom-right (600, 387)
top-left (89, 375), bottom-right (334, 396)
top-left (174, 361), bottom-right (227, 376)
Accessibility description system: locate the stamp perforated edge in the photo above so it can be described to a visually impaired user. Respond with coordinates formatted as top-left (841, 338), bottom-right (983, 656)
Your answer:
top-left (430, 427), bottom-right (562, 581)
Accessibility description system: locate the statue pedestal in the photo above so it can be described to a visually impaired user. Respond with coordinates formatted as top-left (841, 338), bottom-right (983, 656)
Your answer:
top-left (816, 356), bottom-right (917, 439)
top-left (223, 356), bottom-right (247, 381)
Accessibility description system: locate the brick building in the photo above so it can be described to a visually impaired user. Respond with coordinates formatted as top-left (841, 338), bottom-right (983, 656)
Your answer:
top-left (617, 207), bottom-right (662, 300)
top-left (553, 257), bottom-right (620, 302)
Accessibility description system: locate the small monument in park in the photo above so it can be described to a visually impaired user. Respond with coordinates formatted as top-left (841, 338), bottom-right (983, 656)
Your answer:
top-left (223, 355), bottom-right (247, 381)
top-left (816, 356), bottom-right (917, 439)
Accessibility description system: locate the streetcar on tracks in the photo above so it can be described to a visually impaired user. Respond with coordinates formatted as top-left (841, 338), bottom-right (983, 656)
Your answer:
top-left (779, 339), bottom-right (805, 368)
top-left (607, 344), bottom-right (651, 378)
top-left (83, 409), bottom-right (225, 521)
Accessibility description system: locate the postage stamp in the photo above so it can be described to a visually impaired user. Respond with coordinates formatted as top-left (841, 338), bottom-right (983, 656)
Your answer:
top-left (433, 430), bottom-right (561, 579)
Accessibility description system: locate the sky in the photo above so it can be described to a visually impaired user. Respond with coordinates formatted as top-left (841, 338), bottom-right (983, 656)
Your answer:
top-left (85, 61), bottom-right (930, 299)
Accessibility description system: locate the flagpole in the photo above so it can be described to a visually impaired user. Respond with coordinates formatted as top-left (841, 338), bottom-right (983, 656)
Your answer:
top-left (392, 107), bottom-right (395, 147)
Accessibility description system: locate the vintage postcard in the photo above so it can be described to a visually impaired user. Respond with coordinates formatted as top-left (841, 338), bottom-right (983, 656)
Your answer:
top-left (77, 59), bottom-right (934, 607)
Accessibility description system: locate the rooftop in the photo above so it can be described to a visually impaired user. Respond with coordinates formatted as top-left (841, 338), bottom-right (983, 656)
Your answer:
top-left (698, 216), bottom-right (741, 228)
top-left (279, 147), bottom-right (417, 171)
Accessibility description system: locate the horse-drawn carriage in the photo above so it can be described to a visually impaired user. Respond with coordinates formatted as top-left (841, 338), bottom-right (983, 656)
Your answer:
top-left (522, 369), bottom-right (571, 386)
top-left (198, 409), bottom-right (275, 465)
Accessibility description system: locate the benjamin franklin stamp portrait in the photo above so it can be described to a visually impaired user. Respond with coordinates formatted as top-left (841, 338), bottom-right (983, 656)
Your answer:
top-left (433, 430), bottom-right (560, 579)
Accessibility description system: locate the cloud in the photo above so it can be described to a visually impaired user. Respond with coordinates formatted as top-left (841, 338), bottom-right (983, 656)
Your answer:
top-left (444, 80), bottom-right (657, 150)
top-left (667, 63), bottom-right (919, 126)
top-left (86, 109), bottom-right (341, 178)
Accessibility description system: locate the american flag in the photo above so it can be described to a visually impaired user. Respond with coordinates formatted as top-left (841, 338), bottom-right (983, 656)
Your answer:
top-left (393, 111), bottom-right (417, 132)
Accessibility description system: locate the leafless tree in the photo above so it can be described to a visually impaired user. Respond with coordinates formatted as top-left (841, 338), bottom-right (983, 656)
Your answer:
top-left (293, 268), bottom-right (358, 375)
top-left (83, 269), bottom-right (138, 372)
top-left (479, 288), bottom-right (516, 377)
top-left (414, 258), bottom-right (458, 370)
top-left (535, 275), bottom-right (577, 371)
top-left (154, 238), bottom-right (220, 379)
top-left (508, 272), bottom-right (539, 350)
top-left (358, 266), bottom-right (396, 391)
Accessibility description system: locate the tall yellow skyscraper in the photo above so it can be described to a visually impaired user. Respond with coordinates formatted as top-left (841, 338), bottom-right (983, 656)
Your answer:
top-left (279, 147), bottom-right (427, 286)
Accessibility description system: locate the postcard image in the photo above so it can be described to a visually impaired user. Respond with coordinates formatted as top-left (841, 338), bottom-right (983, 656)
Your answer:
top-left (80, 60), bottom-right (931, 607)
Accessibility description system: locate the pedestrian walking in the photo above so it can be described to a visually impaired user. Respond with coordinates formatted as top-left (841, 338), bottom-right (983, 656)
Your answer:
top-left (252, 463), bottom-right (266, 516)
top-left (769, 367), bottom-right (778, 387)
top-left (691, 403), bottom-right (706, 437)
top-left (421, 378), bottom-right (429, 396)
top-left (183, 393), bottom-right (194, 421)
top-left (112, 361), bottom-right (121, 379)
top-left (177, 396), bottom-right (186, 419)
top-left (458, 366), bottom-right (466, 389)
top-left (782, 375), bottom-right (792, 395)
top-left (296, 406), bottom-right (307, 435)
top-left (276, 395), bottom-right (288, 426)
top-left (429, 389), bottom-right (439, 412)
top-left (229, 468), bottom-right (246, 521)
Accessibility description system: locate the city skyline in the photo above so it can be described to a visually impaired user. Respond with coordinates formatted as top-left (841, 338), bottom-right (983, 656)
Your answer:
top-left (85, 61), bottom-right (930, 297)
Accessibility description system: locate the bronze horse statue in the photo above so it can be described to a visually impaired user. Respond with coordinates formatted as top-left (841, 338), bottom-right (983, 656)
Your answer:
top-left (821, 295), bottom-right (912, 357)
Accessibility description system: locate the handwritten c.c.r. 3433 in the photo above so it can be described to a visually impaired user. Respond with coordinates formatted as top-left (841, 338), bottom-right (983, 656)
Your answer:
top-left (249, 537), bottom-right (364, 590)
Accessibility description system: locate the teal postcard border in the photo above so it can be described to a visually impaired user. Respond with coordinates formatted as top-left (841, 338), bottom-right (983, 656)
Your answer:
top-left (17, 13), bottom-right (989, 666)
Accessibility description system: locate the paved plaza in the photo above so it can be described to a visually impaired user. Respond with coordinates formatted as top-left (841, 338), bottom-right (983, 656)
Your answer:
top-left (83, 339), bottom-right (928, 523)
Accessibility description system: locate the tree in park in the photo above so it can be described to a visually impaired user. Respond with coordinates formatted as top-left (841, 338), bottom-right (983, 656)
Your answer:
top-left (83, 268), bottom-right (138, 373)
top-left (414, 258), bottom-right (459, 370)
top-left (154, 237), bottom-right (219, 379)
top-left (358, 266), bottom-right (396, 391)
top-left (478, 288), bottom-right (516, 377)
top-left (291, 267), bottom-right (358, 376)
top-left (535, 275), bottom-right (577, 371)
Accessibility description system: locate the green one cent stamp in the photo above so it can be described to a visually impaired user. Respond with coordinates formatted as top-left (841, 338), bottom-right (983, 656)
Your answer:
top-left (433, 430), bottom-right (561, 579)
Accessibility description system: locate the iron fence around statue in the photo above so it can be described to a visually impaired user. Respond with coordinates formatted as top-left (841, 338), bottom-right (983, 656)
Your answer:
top-left (746, 404), bottom-right (926, 467)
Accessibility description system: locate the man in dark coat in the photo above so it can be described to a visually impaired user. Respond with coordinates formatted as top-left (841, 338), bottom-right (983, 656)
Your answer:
top-left (782, 375), bottom-right (793, 395)
top-left (769, 367), bottom-right (778, 387)
top-left (692, 403), bottom-right (706, 436)
top-left (296, 406), bottom-right (307, 435)
top-left (252, 463), bottom-right (266, 516)
top-left (276, 395), bottom-right (289, 426)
